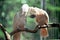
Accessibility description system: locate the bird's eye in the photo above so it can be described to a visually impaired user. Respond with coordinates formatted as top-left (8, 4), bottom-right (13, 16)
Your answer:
top-left (30, 14), bottom-right (36, 18)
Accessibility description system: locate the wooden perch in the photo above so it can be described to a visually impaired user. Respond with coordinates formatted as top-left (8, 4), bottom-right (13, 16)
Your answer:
top-left (0, 23), bottom-right (60, 40)
top-left (48, 23), bottom-right (60, 27)
top-left (0, 24), bottom-right (11, 40)
top-left (10, 25), bottom-right (39, 36)
top-left (10, 23), bottom-right (60, 36)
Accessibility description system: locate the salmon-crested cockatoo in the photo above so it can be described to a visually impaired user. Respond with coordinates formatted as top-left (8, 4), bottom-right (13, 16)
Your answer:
top-left (13, 4), bottom-right (29, 40)
top-left (28, 7), bottom-right (49, 37)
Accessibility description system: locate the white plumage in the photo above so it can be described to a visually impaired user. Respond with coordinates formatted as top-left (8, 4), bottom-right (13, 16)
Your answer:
top-left (22, 4), bottom-right (29, 13)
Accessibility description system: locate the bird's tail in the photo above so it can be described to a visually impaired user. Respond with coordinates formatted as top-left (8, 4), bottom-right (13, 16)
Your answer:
top-left (40, 25), bottom-right (49, 37)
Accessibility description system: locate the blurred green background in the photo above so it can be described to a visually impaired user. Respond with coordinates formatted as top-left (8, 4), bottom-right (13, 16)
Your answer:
top-left (0, 0), bottom-right (60, 40)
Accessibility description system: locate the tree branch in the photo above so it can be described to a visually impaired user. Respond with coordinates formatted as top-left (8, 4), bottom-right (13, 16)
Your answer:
top-left (10, 25), bottom-right (39, 36)
top-left (48, 23), bottom-right (60, 27)
top-left (0, 24), bottom-right (11, 40)
top-left (0, 23), bottom-right (60, 40)
top-left (10, 23), bottom-right (60, 36)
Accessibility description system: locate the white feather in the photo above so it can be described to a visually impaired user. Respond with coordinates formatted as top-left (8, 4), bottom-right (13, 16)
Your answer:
top-left (22, 4), bottom-right (29, 13)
